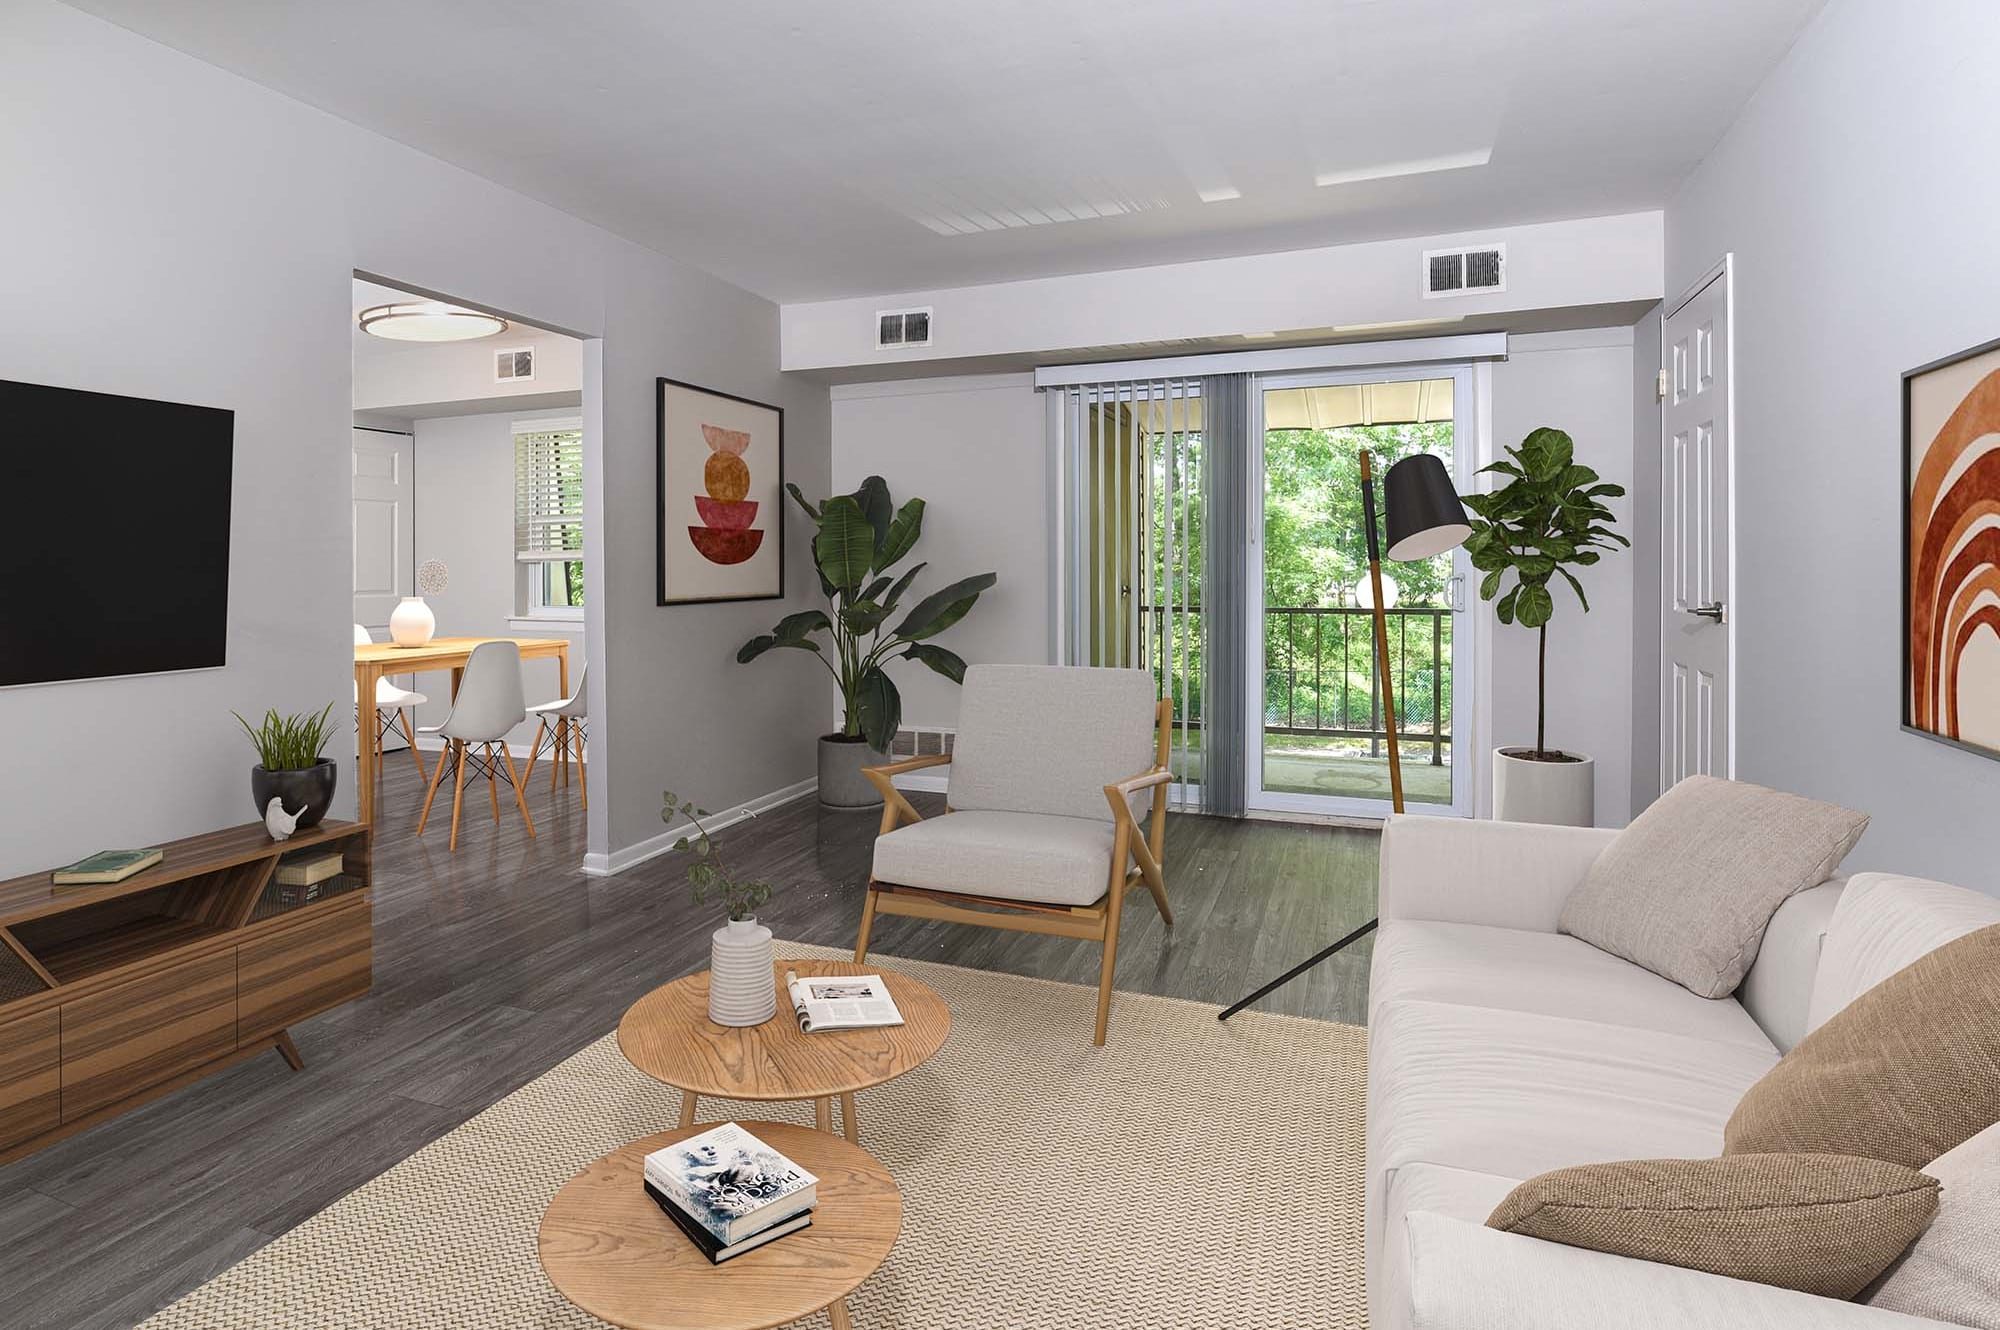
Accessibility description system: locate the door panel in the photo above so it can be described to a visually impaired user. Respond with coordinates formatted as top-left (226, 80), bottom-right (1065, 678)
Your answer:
top-left (352, 428), bottom-right (413, 633)
top-left (1662, 271), bottom-right (1732, 786)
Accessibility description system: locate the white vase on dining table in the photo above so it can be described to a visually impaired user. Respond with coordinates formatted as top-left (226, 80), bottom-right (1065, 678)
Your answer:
top-left (389, 596), bottom-right (436, 648)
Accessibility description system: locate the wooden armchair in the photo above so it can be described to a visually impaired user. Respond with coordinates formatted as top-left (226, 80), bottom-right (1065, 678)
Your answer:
top-left (853, 664), bottom-right (1174, 1046)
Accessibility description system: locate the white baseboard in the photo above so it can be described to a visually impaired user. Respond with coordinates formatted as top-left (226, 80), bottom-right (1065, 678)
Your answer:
top-left (582, 777), bottom-right (818, 877)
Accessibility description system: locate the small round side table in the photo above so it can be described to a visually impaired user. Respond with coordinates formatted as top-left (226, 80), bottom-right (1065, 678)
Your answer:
top-left (617, 959), bottom-right (950, 1141)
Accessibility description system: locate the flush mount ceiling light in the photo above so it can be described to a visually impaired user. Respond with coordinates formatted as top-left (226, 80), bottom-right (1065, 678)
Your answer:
top-left (358, 301), bottom-right (508, 342)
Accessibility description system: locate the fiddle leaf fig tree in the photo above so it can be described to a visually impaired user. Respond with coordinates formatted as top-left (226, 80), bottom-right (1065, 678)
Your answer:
top-left (738, 475), bottom-right (995, 752)
top-left (1460, 427), bottom-right (1628, 759)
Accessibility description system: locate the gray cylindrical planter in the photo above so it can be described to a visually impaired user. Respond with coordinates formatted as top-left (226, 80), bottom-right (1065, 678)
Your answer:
top-left (818, 735), bottom-right (890, 811)
top-left (1493, 747), bottom-right (1594, 826)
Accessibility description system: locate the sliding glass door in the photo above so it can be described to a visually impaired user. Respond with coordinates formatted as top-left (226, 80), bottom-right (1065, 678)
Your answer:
top-left (1245, 366), bottom-right (1476, 818)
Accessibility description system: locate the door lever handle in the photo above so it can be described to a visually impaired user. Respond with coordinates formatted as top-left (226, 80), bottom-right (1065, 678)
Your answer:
top-left (1692, 602), bottom-right (1725, 623)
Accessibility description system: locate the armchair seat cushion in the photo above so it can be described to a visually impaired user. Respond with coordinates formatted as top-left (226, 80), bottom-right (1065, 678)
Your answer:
top-left (871, 810), bottom-right (1117, 908)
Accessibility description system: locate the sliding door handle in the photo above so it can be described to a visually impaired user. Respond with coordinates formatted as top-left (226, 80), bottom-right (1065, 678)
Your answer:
top-left (1691, 602), bottom-right (1725, 623)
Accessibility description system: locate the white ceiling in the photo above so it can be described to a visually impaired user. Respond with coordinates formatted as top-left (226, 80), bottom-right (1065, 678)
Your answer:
top-left (75, 0), bottom-right (1823, 302)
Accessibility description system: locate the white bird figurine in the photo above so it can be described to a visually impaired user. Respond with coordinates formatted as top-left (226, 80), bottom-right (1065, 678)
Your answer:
top-left (264, 797), bottom-right (306, 841)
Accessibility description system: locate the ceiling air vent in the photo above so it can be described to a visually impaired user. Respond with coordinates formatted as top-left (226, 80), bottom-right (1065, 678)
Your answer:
top-left (875, 307), bottom-right (933, 350)
top-left (494, 347), bottom-right (535, 382)
top-left (1421, 243), bottom-right (1506, 298)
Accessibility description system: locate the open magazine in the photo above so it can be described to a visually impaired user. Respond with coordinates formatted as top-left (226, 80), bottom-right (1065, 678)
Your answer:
top-left (785, 970), bottom-right (906, 1033)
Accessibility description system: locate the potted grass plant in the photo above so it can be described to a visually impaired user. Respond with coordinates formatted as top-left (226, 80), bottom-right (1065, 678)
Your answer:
top-left (665, 791), bottom-right (777, 1026)
top-left (234, 701), bottom-right (340, 830)
top-left (1461, 426), bottom-right (1627, 826)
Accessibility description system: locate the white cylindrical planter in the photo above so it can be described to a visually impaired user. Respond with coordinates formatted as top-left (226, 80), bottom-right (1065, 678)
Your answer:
top-left (1493, 747), bottom-right (1595, 827)
top-left (707, 917), bottom-right (777, 1027)
top-left (388, 596), bottom-right (436, 648)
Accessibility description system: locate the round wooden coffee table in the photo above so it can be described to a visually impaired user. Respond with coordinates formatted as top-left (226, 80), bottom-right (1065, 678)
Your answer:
top-left (538, 1121), bottom-right (900, 1330)
top-left (619, 959), bottom-right (949, 1142)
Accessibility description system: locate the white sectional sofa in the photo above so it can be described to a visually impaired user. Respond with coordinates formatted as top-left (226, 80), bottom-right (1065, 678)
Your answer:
top-left (1368, 815), bottom-right (2000, 1330)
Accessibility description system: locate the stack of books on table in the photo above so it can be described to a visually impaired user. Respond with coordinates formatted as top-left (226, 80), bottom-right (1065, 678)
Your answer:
top-left (273, 851), bottom-right (346, 908)
top-left (643, 1122), bottom-right (818, 1264)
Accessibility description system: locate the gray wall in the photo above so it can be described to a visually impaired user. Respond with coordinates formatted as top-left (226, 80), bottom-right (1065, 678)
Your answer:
top-left (1664, 0), bottom-right (2000, 888)
top-left (1628, 303), bottom-right (1664, 814)
top-left (0, 0), bottom-right (828, 875)
top-left (410, 408), bottom-right (581, 748)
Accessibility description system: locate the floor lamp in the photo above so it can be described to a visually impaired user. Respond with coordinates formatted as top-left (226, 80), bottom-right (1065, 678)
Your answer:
top-left (1219, 449), bottom-right (1471, 1021)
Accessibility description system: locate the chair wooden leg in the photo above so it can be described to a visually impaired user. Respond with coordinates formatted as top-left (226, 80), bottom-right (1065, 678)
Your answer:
top-left (416, 738), bottom-right (451, 835)
top-left (573, 723), bottom-right (588, 811)
top-left (523, 718), bottom-right (547, 786)
top-left (398, 709), bottom-right (426, 782)
top-left (500, 745), bottom-right (537, 839)
top-left (449, 740), bottom-right (468, 852)
top-left (1094, 880), bottom-right (1126, 1047)
top-left (486, 743), bottom-right (502, 824)
top-left (854, 884), bottom-right (879, 962)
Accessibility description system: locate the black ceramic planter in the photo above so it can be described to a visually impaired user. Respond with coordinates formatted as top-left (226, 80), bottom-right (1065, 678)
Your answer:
top-left (251, 758), bottom-right (338, 829)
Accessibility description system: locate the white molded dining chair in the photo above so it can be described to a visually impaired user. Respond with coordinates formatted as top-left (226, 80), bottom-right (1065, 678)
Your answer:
top-left (416, 640), bottom-right (535, 850)
top-left (523, 661), bottom-right (588, 810)
top-left (354, 624), bottom-right (428, 788)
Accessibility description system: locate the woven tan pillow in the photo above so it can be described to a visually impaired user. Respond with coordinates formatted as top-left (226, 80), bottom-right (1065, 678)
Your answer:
top-left (1558, 775), bottom-right (1868, 998)
top-left (1488, 1155), bottom-right (1939, 1299)
top-left (1725, 922), bottom-right (2000, 1167)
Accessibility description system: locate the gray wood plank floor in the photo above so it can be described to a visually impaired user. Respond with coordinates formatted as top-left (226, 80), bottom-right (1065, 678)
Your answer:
top-left (0, 761), bottom-right (1378, 1328)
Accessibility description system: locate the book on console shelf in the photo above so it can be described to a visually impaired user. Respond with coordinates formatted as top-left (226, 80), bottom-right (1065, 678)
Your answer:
top-left (643, 1121), bottom-right (818, 1251)
top-left (51, 848), bottom-right (163, 887)
top-left (786, 969), bottom-right (905, 1032)
top-left (273, 851), bottom-right (346, 886)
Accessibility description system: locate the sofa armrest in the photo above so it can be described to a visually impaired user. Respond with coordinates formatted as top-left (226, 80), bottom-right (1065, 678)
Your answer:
top-left (1407, 1212), bottom-right (1953, 1330)
top-left (1379, 816), bottom-right (1617, 934)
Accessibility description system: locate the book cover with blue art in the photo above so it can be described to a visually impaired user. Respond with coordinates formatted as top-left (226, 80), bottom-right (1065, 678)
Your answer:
top-left (642, 1122), bottom-right (818, 1245)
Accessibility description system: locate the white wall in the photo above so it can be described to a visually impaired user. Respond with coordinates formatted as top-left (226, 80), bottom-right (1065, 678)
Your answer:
top-left (353, 322), bottom-right (582, 414)
top-left (830, 340), bottom-right (1638, 823)
top-left (409, 408), bottom-right (582, 747)
top-left (0, 1), bottom-right (829, 876)
top-left (784, 212), bottom-right (1663, 373)
top-left (828, 375), bottom-right (1048, 729)
top-left (1487, 331), bottom-right (1637, 826)
top-left (1663, 0), bottom-right (2000, 889)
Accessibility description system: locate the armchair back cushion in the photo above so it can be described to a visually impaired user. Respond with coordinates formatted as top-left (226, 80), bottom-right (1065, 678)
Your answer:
top-left (948, 664), bottom-right (1158, 822)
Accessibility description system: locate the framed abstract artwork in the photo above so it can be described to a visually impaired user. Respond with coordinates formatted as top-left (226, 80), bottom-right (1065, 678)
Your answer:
top-left (1904, 335), bottom-right (2000, 758)
top-left (657, 377), bottom-right (784, 605)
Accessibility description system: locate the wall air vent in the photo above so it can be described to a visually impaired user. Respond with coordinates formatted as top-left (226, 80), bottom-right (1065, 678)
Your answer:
top-left (1421, 243), bottom-right (1506, 298)
top-left (494, 347), bottom-right (535, 382)
top-left (875, 306), bottom-right (933, 350)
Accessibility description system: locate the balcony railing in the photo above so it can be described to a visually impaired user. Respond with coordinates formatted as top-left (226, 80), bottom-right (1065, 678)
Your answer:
top-left (1145, 604), bottom-right (1453, 766)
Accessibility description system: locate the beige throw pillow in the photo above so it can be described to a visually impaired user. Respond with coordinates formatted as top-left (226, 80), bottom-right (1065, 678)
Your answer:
top-left (1558, 775), bottom-right (1868, 997)
top-left (1868, 1122), bottom-right (2000, 1327)
top-left (1488, 1155), bottom-right (1939, 1300)
top-left (1725, 923), bottom-right (2000, 1168)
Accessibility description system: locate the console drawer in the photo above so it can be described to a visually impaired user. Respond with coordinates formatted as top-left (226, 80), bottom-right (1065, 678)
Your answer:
top-left (61, 951), bottom-right (236, 1122)
top-left (0, 1009), bottom-right (59, 1150)
top-left (237, 900), bottom-right (370, 1045)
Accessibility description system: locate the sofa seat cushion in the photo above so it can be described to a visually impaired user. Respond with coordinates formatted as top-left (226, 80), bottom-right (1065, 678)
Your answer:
top-left (1375, 1163), bottom-right (1521, 1330)
top-left (871, 810), bottom-right (1115, 908)
top-left (1366, 998), bottom-right (1780, 1275)
top-left (1370, 921), bottom-right (1776, 1051)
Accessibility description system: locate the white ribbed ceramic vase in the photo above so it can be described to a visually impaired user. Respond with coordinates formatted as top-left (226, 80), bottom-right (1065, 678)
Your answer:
top-left (388, 596), bottom-right (436, 648)
top-left (707, 917), bottom-right (777, 1026)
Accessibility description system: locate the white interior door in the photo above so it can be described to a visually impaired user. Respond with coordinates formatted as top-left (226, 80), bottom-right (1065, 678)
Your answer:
top-left (353, 427), bottom-right (415, 749)
top-left (1661, 266), bottom-right (1733, 786)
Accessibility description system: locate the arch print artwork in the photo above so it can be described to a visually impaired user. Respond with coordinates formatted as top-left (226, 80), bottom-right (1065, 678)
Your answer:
top-left (1904, 337), bottom-right (2000, 758)
top-left (657, 377), bottom-right (784, 604)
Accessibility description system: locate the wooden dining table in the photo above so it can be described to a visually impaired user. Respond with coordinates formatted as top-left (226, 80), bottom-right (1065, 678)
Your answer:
top-left (353, 636), bottom-right (572, 827)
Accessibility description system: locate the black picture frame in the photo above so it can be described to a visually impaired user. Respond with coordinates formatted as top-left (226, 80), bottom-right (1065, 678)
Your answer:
top-left (1900, 332), bottom-right (2000, 761)
top-left (656, 375), bottom-right (785, 606)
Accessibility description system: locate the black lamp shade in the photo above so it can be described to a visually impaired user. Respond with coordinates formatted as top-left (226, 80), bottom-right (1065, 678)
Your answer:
top-left (1383, 453), bottom-right (1472, 562)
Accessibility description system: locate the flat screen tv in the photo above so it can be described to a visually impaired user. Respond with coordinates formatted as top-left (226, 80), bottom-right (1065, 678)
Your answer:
top-left (2, 378), bottom-right (233, 687)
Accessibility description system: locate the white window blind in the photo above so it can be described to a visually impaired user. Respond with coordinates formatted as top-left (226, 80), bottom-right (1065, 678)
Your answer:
top-left (514, 424), bottom-right (584, 562)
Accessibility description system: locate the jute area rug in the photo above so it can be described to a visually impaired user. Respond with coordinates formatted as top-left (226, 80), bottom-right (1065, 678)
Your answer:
top-left (142, 944), bottom-right (1369, 1329)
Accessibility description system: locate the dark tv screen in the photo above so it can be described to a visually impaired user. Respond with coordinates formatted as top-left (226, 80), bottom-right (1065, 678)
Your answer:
top-left (2, 379), bottom-right (233, 687)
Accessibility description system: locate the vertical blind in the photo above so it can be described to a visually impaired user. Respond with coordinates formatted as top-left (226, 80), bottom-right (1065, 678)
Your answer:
top-left (1049, 378), bottom-right (1209, 811)
top-left (513, 426), bottom-right (585, 563)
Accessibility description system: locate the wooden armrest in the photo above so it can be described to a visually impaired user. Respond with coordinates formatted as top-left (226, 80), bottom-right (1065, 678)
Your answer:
top-left (863, 754), bottom-right (952, 778)
top-left (1105, 767), bottom-right (1172, 799)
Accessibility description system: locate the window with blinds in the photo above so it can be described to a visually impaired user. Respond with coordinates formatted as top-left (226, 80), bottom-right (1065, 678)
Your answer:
top-left (513, 422), bottom-right (584, 614)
